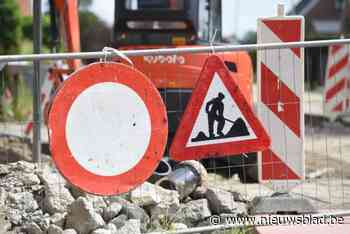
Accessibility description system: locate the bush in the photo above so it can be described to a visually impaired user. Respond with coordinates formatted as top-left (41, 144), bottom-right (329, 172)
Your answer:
top-left (0, 0), bottom-right (22, 54)
top-left (21, 15), bottom-right (52, 49)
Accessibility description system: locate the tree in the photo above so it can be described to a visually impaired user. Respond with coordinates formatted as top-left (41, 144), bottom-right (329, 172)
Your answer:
top-left (341, 0), bottom-right (350, 37)
top-left (22, 15), bottom-right (52, 49)
top-left (79, 11), bottom-right (112, 63)
top-left (79, 0), bottom-right (93, 10)
top-left (0, 0), bottom-right (22, 54)
top-left (0, 0), bottom-right (22, 120)
top-left (240, 31), bottom-right (256, 45)
top-left (240, 31), bottom-right (257, 73)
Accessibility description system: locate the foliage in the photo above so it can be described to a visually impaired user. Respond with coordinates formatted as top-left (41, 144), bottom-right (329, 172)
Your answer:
top-left (21, 15), bottom-right (52, 49)
top-left (79, 11), bottom-right (112, 63)
top-left (240, 31), bottom-right (257, 74)
top-left (0, 69), bottom-right (32, 122)
top-left (0, 0), bottom-right (22, 54)
top-left (240, 31), bottom-right (257, 45)
top-left (79, 0), bottom-right (93, 10)
top-left (0, 0), bottom-right (22, 120)
top-left (203, 226), bottom-right (253, 234)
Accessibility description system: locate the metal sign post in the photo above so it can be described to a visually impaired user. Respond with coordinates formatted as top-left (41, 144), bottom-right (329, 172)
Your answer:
top-left (33, 0), bottom-right (42, 163)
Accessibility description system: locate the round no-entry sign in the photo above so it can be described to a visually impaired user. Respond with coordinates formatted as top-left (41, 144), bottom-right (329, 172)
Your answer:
top-left (49, 62), bottom-right (168, 195)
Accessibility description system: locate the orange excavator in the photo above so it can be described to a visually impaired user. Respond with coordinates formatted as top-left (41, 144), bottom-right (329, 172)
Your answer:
top-left (48, 0), bottom-right (256, 179)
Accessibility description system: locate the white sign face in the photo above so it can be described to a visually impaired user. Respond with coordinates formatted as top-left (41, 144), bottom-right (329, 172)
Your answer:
top-left (66, 82), bottom-right (151, 176)
top-left (186, 73), bottom-right (256, 147)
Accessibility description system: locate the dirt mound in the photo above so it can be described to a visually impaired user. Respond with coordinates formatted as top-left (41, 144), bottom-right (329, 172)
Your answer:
top-left (191, 131), bottom-right (208, 142)
top-left (191, 118), bottom-right (250, 142)
top-left (0, 136), bottom-right (32, 163)
top-left (225, 118), bottom-right (249, 138)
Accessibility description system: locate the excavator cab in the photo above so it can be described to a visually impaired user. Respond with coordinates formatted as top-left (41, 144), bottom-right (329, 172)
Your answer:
top-left (113, 1), bottom-right (256, 181)
top-left (114, 0), bottom-right (222, 46)
top-left (48, 0), bottom-right (256, 180)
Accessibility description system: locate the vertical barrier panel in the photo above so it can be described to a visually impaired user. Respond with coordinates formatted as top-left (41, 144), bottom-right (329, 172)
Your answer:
top-left (25, 72), bottom-right (53, 135)
top-left (257, 16), bottom-right (305, 191)
top-left (324, 45), bottom-right (350, 120)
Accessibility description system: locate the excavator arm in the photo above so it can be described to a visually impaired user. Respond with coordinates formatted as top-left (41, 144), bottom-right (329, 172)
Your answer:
top-left (50, 0), bottom-right (81, 70)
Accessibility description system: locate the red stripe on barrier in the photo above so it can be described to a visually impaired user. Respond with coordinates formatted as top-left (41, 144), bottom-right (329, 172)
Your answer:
top-left (331, 45), bottom-right (344, 55)
top-left (25, 87), bottom-right (48, 136)
top-left (325, 78), bottom-right (347, 102)
top-left (328, 55), bottom-right (348, 79)
top-left (263, 19), bottom-right (301, 58)
top-left (24, 122), bottom-right (33, 135)
top-left (261, 149), bottom-right (300, 180)
top-left (4, 88), bottom-right (12, 99)
top-left (332, 102), bottom-right (344, 112)
top-left (261, 63), bottom-right (301, 137)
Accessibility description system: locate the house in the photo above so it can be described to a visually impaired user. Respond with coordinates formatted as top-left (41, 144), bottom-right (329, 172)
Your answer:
top-left (290, 0), bottom-right (345, 39)
top-left (290, 0), bottom-right (347, 87)
top-left (17, 0), bottom-right (32, 16)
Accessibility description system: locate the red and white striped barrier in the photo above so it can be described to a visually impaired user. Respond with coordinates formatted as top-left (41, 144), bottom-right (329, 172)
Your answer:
top-left (25, 61), bottom-right (69, 136)
top-left (257, 15), bottom-right (305, 191)
top-left (324, 44), bottom-right (350, 120)
top-left (24, 72), bottom-right (54, 136)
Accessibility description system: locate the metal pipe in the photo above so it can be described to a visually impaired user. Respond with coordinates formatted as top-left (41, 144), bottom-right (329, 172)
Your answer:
top-left (147, 158), bottom-right (172, 183)
top-left (32, 0), bottom-right (42, 163)
top-left (157, 165), bottom-right (199, 200)
top-left (156, 160), bottom-right (208, 200)
top-left (153, 158), bottom-right (172, 176)
top-left (1, 39), bottom-right (350, 63)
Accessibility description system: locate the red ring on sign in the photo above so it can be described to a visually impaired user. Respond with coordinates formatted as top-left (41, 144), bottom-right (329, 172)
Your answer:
top-left (48, 62), bottom-right (168, 195)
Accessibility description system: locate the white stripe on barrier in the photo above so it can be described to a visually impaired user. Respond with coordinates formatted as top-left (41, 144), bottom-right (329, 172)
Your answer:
top-left (325, 68), bottom-right (349, 87)
top-left (325, 88), bottom-right (349, 113)
top-left (258, 103), bottom-right (303, 176)
top-left (260, 23), bottom-right (303, 97)
top-left (330, 46), bottom-right (348, 66)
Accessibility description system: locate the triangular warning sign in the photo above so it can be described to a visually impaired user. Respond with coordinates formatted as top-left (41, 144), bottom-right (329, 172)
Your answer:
top-left (170, 55), bottom-right (270, 161)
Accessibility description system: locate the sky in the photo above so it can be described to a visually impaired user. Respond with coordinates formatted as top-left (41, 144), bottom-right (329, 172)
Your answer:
top-left (90, 0), bottom-right (297, 39)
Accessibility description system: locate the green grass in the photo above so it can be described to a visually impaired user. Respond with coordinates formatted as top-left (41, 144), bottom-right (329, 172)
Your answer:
top-left (219, 226), bottom-right (254, 234)
top-left (0, 74), bottom-right (32, 122)
top-left (12, 77), bottom-right (32, 121)
top-left (20, 39), bottom-right (51, 54)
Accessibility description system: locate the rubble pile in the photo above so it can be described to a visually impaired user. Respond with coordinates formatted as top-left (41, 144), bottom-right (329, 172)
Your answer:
top-left (0, 161), bottom-right (248, 234)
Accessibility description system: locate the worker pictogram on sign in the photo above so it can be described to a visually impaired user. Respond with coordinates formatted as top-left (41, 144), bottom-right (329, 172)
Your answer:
top-left (257, 16), bottom-right (305, 192)
top-left (170, 55), bottom-right (270, 161)
top-left (48, 62), bottom-right (168, 196)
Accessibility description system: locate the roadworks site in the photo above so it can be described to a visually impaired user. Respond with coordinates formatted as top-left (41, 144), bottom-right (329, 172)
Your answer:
top-left (0, 113), bottom-right (350, 234)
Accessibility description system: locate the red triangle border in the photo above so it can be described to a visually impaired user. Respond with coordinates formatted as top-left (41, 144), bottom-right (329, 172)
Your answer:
top-left (170, 55), bottom-right (271, 161)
